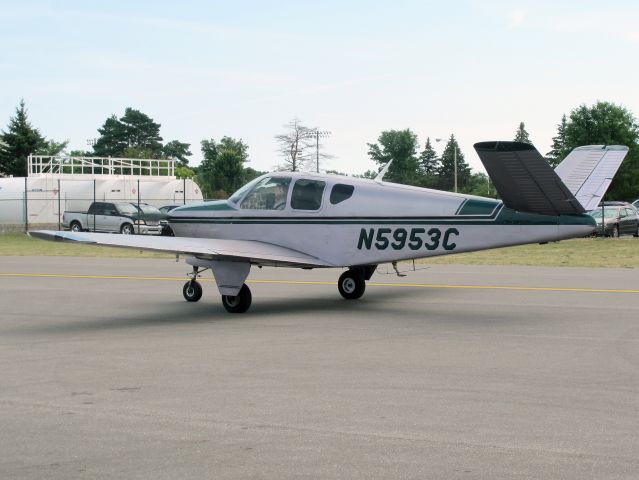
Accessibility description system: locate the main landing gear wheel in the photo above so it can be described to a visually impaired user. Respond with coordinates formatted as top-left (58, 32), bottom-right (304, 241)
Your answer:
top-left (221, 284), bottom-right (252, 313)
top-left (183, 280), bottom-right (203, 302)
top-left (338, 270), bottom-right (366, 300)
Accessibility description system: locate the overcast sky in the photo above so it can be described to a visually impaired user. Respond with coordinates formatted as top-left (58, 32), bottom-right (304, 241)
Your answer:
top-left (1, 0), bottom-right (638, 174)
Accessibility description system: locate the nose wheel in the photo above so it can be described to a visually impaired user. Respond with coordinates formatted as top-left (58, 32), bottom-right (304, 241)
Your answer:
top-left (183, 280), bottom-right (203, 302)
top-left (183, 265), bottom-right (207, 302)
top-left (338, 270), bottom-right (366, 300)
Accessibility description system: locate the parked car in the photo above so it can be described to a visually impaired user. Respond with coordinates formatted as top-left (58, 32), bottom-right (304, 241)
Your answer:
top-left (129, 203), bottom-right (175, 236)
top-left (63, 202), bottom-right (163, 235)
top-left (588, 203), bottom-right (639, 237)
top-left (633, 199), bottom-right (639, 210)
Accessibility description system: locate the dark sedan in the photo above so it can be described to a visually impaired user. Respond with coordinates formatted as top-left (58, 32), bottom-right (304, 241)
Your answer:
top-left (589, 205), bottom-right (639, 237)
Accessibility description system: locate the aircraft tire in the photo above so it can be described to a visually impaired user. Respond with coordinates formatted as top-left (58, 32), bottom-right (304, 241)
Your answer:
top-left (338, 270), bottom-right (366, 300)
top-left (183, 280), bottom-right (203, 302)
top-left (222, 284), bottom-right (252, 313)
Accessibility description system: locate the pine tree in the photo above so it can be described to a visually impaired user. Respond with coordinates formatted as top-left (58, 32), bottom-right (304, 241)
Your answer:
top-left (163, 140), bottom-right (192, 167)
top-left (546, 114), bottom-right (568, 166)
top-left (0, 100), bottom-right (46, 177)
top-left (435, 134), bottom-right (471, 192)
top-left (418, 137), bottom-right (439, 188)
top-left (93, 115), bottom-right (127, 157)
top-left (93, 108), bottom-right (163, 158)
top-left (419, 137), bottom-right (439, 175)
top-left (513, 122), bottom-right (532, 144)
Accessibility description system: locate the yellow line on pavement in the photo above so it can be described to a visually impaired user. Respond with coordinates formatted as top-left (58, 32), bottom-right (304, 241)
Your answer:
top-left (0, 272), bottom-right (637, 294)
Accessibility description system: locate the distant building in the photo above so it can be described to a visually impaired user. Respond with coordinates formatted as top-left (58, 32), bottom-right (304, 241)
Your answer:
top-left (0, 155), bottom-right (203, 231)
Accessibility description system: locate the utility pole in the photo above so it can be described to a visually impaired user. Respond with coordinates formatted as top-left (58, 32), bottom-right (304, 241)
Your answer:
top-left (306, 129), bottom-right (331, 173)
top-left (453, 145), bottom-right (458, 193)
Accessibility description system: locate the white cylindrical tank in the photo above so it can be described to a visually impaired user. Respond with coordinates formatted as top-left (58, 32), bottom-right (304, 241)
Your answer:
top-left (0, 176), bottom-right (204, 226)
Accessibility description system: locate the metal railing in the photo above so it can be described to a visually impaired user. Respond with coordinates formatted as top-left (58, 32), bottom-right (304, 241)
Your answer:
top-left (28, 155), bottom-right (175, 178)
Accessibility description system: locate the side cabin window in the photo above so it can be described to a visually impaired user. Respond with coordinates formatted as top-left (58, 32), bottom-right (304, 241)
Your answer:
top-left (291, 179), bottom-right (326, 211)
top-left (330, 184), bottom-right (354, 205)
top-left (240, 177), bottom-right (291, 210)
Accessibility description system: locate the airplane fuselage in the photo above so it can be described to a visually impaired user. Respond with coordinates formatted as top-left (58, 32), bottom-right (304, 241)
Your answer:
top-left (168, 172), bottom-right (595, 267)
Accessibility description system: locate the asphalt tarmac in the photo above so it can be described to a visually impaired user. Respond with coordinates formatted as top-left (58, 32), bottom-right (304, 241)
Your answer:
top-left (1, 256), bottom-right (638, 479)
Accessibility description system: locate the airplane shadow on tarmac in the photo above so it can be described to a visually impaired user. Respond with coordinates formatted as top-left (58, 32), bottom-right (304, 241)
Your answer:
top-left (10, 287), bottom-right (520, 336)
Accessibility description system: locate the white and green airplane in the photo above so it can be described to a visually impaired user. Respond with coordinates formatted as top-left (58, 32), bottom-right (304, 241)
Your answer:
top-left (32, 141), bottom-right (628, 313)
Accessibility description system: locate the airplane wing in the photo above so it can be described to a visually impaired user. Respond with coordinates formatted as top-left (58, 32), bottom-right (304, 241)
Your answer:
top-left (29, 230), bottom-right (334, 268)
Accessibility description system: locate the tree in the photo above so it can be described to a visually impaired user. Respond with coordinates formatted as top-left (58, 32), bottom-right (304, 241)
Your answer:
top-left (513, 121), bottom-right (532, 144)
top-left (546, 114), bottom-right (568, 166)
top-left (418, 137), bottom-right (440, 188)
top-left (175, 165), bottom-right (196, 179)
top-left (367, 129), bottom-right (421, 185)
top-left (119, 108), bottom-right (163, 156)
top-left (93, 115), bottom-right (127, 157)
top-left (93, 108), bottom-right (163, 157)
top-left (163, 140), bottom-right (192, 167)
top-left (465, 172), bottom-right (498, 198)
top-left (275, 118), bottom-right (314, 172)
top-left (39, 139), bottom-right (69, 156)
top-left (0, 100), bottom-right (47, 177)
top-left (199, 137), bottom-right (250, 198)
top-left (435, 134), bottom-right (471, 192)
top-left (563, 101), bottom-right (639, 200)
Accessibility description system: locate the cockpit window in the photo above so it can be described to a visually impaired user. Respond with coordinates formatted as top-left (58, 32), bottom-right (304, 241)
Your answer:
top-left (291, 179), bottom-right (326, 211)
top-left (240, 177), bottom-right (291, 210)
top-left (330, 184), bottom-right (354, 205)
top-left (229, 177), bottom-right (260, 204)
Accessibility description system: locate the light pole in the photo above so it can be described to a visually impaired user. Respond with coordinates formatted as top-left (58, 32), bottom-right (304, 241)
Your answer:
top-left (305, 129), bottom-right (331, 173)
top-left (436, 137), bottom-right (457, 193)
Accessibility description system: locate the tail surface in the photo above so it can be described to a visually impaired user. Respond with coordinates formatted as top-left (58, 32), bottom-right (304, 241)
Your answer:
top-left (554, 145), bottom-right (628, 211)
top-left (474, 141), bottom-right (585, 216)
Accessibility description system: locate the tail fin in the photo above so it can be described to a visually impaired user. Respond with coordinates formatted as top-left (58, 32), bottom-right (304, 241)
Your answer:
top-left (554, 145), bottom-right (628, 211)
top-left (474, 141), bottom-right (585, 216)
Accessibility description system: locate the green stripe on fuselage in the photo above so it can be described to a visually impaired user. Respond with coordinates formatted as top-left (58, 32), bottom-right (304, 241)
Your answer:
top-left (174, 200), bottom-right (236, 212)
top-left (169, 203), bottom-right (594, 227)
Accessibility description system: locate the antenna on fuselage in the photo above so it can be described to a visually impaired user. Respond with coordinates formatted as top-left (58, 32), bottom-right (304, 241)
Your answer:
top-left (374, 160), bottom-right (393, 184)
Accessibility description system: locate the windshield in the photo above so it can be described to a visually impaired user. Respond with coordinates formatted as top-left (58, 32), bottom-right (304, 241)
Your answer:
top-left (136, 204), bottom-right (162, 215)
top-left (117, 204), bottom-right (138, 215)
top-left (240, 177), bottom-right (291, 210)
top-left (590, 208), bottom-right (619, 219)
top-left (229, 178), bottom-right (261, 204)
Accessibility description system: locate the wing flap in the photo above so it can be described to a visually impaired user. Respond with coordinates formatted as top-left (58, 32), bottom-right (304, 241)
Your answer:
top-left (29, 231), bottom-right (333, 268)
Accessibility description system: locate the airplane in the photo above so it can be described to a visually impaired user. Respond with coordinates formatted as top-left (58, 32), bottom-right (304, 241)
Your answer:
top-left (31, 141), bottom-right (628, 313)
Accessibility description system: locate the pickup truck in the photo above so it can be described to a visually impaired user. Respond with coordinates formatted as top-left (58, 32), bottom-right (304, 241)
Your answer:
top-left (63, 202), bottom-right (164, 235)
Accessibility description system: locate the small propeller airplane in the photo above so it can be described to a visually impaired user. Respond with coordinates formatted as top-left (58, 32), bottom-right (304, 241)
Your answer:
top-left (31, 141), bottom-right (628, 313)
